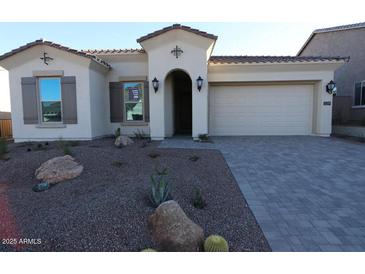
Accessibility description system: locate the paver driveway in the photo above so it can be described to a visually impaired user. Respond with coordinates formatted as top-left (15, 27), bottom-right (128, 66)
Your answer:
top-left (160, 136), bottom-right (365, 251)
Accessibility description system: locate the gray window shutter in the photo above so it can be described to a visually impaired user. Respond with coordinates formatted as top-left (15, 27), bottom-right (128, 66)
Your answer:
top-left (21, 77), bottom-right (38, 124)
top-left (61, 76), bottom-right (78, 124)
top-left (109, 82), bottom-right (123, 122)
top-left (144, 80), bottom-right (150, 122)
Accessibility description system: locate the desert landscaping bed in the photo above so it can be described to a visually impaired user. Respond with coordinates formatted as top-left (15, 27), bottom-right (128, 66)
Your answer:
top-left (0, 138), bottom-right (270, 251)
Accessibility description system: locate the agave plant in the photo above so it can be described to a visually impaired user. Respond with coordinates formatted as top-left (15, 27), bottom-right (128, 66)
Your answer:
top-left (150, 173), bottom-right (170, 207)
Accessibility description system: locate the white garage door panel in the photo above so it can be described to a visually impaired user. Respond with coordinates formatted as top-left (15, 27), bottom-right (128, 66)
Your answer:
top-left (210, 84), bottom-right (313, 136)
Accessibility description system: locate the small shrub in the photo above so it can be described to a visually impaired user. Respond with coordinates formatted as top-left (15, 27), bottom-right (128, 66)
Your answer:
top-left (150, 172), bottom-right (171, 207)
top-left (69, 141), bottom-right (80, 147)
top-left (0, 137), bottom-right (7, 159)
top-left (134, 129), bottom-right (145, 140)
top-left (148, 152), bottom-right (160, 159)
top-left (192, 186), bottom-right (206, 209)
top-left (111, 161), bottom-right (123, 168)
top-left (140, 140), bottom-right (148, 148)
top-left (58, 139), bottom-right (73, 156)
top-left (155, 167), bottom-right (168, 176)
top-left (198, 134), bottom-right (209, 142)
top-left (115, 127), bottom-right (121, 138)
top-left (204, 235), bottom-right (229, 252)
top-left (63, 145), bottom-right (73, 156)
top-left (37, 143), bottom-right (43, 149)
top-left (189, 155), bottom-right (200, 162)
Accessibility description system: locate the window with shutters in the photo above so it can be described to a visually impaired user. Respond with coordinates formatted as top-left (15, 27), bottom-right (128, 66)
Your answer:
top-left (38, 77), bottom-right (63, 123)
top-left (123, 82), bottom-right (144, 121)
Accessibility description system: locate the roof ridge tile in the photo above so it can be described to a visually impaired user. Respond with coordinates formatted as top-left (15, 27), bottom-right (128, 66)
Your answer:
top-left (0, 39), bottom-right (111, 69)
top-left (137, 24), bottom-right (217, 43)
top-left (209, 55), bottom-right (350, 64)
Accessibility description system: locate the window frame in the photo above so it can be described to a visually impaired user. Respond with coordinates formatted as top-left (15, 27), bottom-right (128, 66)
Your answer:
top-left (37, 76), bottom-right (63, 124)
top-left (122, 81), bottom-right (145, 123)
top-left (353, 80), bottom-right (365, 108)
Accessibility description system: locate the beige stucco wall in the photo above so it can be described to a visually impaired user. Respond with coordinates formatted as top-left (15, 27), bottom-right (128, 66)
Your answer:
top-left (140, 29), bottom-right (215, 140)
top-left (98, 53), bottom-right (150, 137)
top-left (164, 73), bottom-right (174, 137)
top-left (89, 62), bottom-right (109, 138)
top-left (1, 45), bottom-right (94, 142)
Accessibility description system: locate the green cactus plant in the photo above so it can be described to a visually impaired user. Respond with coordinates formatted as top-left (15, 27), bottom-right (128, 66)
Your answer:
top-left (204, 235), bottom-right (229, 252)
top-left (141, 248), bottom-right (157, 252)
top-left (115, 127), bottom-right (121, 138)
top-left (150, 173), bottom-right (170, 207)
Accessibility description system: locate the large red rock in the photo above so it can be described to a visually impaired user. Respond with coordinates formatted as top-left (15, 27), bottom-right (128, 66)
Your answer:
top-left (148, 200), bottom-right (204, 252)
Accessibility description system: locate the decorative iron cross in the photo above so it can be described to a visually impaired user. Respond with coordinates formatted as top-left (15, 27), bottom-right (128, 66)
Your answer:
top-left (171, 45), bottom-right (183, 59)
top-left (40, 52), bottom-right (54, 65)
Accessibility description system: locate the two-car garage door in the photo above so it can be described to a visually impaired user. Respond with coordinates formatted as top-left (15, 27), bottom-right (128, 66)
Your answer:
top-left (209, 84), bottom-right (314, 136)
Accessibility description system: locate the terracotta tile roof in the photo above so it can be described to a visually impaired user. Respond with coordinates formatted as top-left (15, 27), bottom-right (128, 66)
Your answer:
top-left (137, 24), bottom-right (218, 43)
top-left (81, 48), bottom-right (145, 55)
top-left (297, 22), bottom-right (365, 56)
top-left (209, 55), bottom-right (350, 64)
top-left (0, 39), bottom-right (111, 69)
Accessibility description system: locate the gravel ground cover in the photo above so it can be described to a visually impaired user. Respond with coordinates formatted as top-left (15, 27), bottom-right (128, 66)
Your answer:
top-left (0, 138), bottom-right (270, 252)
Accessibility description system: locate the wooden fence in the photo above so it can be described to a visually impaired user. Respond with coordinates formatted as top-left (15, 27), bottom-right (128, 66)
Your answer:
top-left (0, 119), bottom-right (12, 139)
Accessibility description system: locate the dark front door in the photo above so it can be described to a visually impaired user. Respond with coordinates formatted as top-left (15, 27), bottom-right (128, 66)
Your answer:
top-left (173, 71), bottom-right (192, 135)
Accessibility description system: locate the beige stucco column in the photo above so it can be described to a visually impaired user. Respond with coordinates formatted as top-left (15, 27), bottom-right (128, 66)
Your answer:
top-left (139, 29), bottom-right (216, 140)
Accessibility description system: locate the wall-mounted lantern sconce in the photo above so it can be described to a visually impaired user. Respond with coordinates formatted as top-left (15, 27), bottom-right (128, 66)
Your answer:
top-left (152, 77), bottom-right (159, 93)
top-left (196, 76), bottom-right (203, 92)
top-left (326, 80), bottom-right (337, 95)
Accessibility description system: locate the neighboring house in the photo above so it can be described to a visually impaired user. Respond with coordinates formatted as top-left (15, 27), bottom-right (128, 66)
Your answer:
top-left (0, 24), bottom-right (347, 142)
top-left (298, 22), bottom-right (365, 124)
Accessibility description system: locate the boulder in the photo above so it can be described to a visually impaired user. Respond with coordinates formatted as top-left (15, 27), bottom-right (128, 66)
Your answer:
top-left (35, 155), bottom-right (83, 184)
top-left (148, 200), bottom-right (204, 252)
top-left (114, 136), bottom-right (134, 147)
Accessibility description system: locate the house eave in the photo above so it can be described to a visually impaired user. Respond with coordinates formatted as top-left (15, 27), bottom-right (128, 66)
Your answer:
top-left (208, 60), bottom-right (348, 66)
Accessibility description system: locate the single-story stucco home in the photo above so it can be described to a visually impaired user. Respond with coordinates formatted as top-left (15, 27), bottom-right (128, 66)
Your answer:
top-left (0, 24), bottom-right (348, 142)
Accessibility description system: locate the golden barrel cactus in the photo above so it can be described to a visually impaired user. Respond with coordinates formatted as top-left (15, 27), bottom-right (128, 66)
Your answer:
top-left (204, 235), bottom-right (229, 252)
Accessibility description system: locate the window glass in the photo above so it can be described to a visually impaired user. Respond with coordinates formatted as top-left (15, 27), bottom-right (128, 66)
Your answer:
top-left (354, 82), bottom-right (361, 106)
top-left (124, 82), bottom-right (144, 121)
top-left (39, 78), bottom-right (62, 122)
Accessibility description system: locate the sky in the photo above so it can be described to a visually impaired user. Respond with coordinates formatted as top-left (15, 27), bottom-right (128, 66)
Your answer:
top-left (0, 22), bottom-right (331, 56)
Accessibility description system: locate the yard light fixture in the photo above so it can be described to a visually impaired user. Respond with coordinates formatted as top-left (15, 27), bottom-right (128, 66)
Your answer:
top-left (326, 80), bottom-right (337, 95)
top-left (152, 77), bottom-right (159, 93)
top-left (196, 76), bottom-right (203, 92)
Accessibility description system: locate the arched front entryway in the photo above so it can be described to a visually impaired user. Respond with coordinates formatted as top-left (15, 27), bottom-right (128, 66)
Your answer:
top-left (164, 70), bottom-right (192, 136)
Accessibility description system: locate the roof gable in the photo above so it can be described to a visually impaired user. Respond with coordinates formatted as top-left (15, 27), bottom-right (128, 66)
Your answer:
top-left (0, 39), bottom-right (111, 69)
top-left (137, 24), bottom-right (217, 43)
